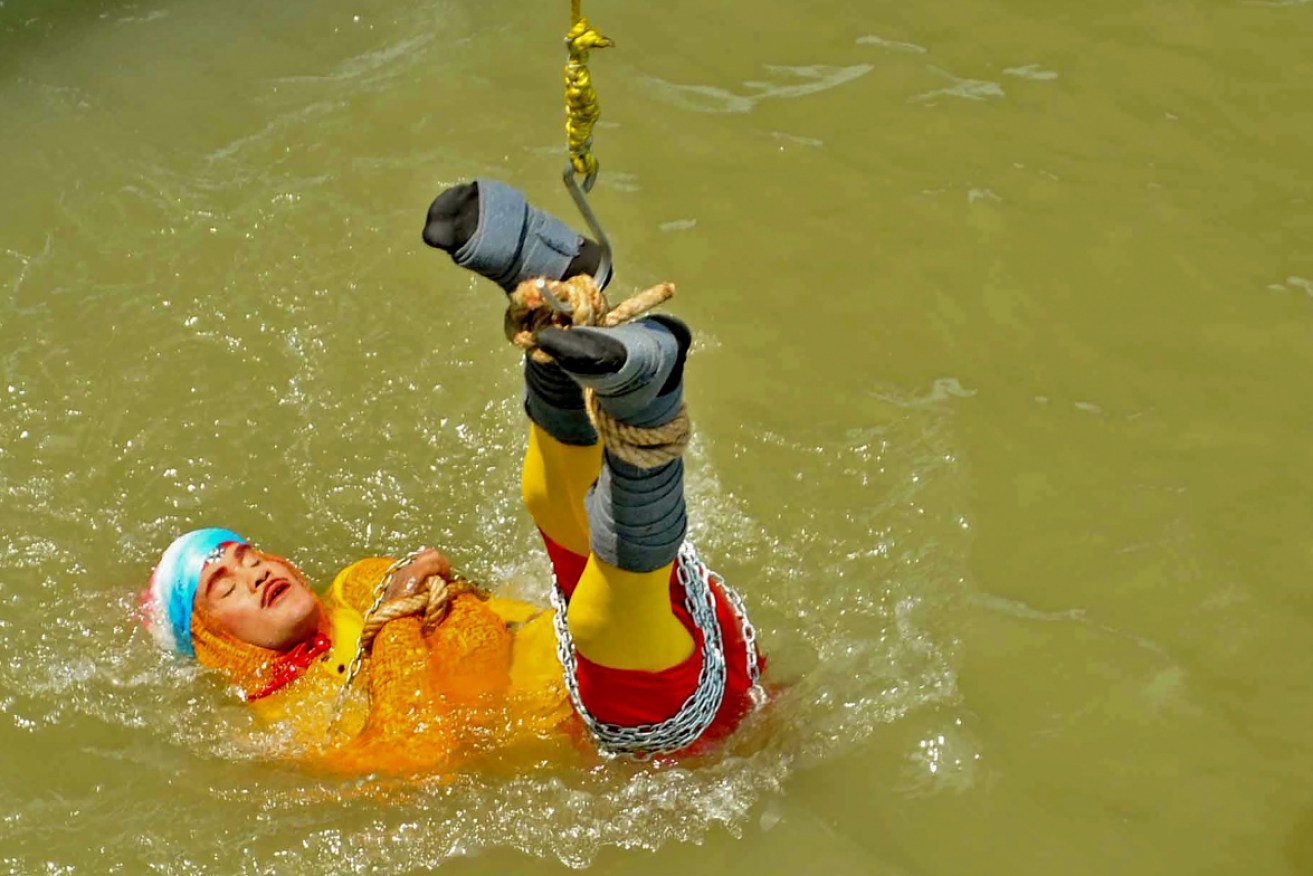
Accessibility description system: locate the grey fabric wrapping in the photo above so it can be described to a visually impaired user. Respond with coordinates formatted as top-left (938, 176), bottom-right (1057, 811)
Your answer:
top-left (523, 357), bottom-right (597, 446)
top-left (553, 320), bottom-right (688, 571)
top-left (452, 179), bottom-right (581, 292)
top-left (567, 323), bottom-right (680, 426)
top-left (586, 454), bottom-right (687, 572)
top-left (452, 179), bottom-right (608, 444)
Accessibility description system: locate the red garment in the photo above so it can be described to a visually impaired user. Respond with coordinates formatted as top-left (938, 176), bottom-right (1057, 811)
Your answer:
top-left (245, 631), bottom-right (333, 701)
top-left (542, 531), bottom-right (762, 746)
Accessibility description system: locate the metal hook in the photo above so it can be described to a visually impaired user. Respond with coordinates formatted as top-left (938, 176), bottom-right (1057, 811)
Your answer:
top-left (562, 160), bottom-right (612, 286)
top-left (534, 277), bottom-right (574, 315)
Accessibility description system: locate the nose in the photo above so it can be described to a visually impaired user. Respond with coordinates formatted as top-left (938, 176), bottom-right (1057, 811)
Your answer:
top-left (247, 569), bottom-right (270, 592)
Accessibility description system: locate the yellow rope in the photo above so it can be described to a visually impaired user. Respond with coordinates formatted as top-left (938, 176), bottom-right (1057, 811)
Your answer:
top-left (563, 5), bottom-right (613, 179)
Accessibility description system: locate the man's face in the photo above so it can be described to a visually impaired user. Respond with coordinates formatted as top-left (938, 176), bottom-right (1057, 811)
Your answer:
top-left (193, 543), bottom-right (321, 650)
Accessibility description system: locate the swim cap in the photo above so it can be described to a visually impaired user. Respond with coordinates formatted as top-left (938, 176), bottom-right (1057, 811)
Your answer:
top-left (147, 528), bottom-right (246, 657)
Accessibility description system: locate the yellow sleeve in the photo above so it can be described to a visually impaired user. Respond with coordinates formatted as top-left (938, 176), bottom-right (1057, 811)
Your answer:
top-left (361, 617), bottom-right (439, 737)
top-left (485, 594), bottom-right (543, 626)
top-left (320, 616), bottom-right (465, 776)
top-left (330, 557), bottom-right (395, 614)
top-left (324, 558), bottom-right (395, 677)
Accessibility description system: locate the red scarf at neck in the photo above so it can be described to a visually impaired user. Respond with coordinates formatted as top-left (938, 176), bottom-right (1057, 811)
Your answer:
top-left (245, 631), bottom-right (333, 701)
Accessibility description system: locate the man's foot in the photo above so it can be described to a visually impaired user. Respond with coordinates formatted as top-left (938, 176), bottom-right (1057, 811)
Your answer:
top-left (421, 179), bottom-right (609, 291)
top-left (535, 316), bottom-right (692, 427)
top-left (533, 326), bottom-right (626, 376)
top-left (422, 182), bottom-right (479, 252)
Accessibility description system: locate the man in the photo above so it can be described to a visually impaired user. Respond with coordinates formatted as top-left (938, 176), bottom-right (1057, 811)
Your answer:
top-left (144, 180), bottom-right (762, 773)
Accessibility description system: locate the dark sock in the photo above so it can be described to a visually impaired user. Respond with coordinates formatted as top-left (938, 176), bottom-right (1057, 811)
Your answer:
top-left (532, 326), bottom-right (626, 376)
top-left (523, 357), bottom-right (597, 446)
top-left (421, 182), bottom-right (480, 252)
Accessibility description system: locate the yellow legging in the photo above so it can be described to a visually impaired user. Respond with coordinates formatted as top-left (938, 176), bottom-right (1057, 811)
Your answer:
top-left (520, 423), bottom-right (694, 671)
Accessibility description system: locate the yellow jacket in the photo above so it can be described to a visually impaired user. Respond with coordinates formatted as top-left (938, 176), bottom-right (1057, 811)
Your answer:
top-left (248, 558), bottom-right (577, 775)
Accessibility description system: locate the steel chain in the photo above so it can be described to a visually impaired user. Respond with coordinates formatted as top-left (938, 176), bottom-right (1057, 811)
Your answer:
top-left (549, 541), bottom-right (761, 759)
top-left (328, 549), bottom-right (425, 728)
top-left (709, 564), bottom-right (765, 704)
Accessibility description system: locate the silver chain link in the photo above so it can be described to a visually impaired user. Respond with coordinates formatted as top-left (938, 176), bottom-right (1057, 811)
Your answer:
top-left (549, 541), bottom-right (761, 759)
top-left (710, 564), bottom-right (764, 698)
top-left (328, 549), bottom-right (425, 728)
top-left (325, 543), bottom-right (763, 746)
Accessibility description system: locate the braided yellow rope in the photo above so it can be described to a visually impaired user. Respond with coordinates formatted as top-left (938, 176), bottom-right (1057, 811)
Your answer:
top-left (564, 7), bottom-right (612, 179)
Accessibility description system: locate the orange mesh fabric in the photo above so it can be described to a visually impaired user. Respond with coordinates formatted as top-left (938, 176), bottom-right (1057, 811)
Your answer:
top-left (277, 558), bottom-right (574, 775)
top-left (187, 557), bottom-right (577, 774)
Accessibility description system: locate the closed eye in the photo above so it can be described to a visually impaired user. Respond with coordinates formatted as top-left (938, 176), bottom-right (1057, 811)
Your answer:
top-left (203, 566), bottom-right (233, 601)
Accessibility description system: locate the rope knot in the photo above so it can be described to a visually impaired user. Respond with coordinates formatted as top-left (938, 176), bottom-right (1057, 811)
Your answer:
top-left (566, 17), bottom-right (614, 53)
top-left (585, 390), bottom-right (692, 468)
top-left (505, 275), bottom-right (675, 363)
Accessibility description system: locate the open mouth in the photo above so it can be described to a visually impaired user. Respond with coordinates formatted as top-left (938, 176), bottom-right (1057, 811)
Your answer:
top-left (263, 578), bottom-right (291, 608)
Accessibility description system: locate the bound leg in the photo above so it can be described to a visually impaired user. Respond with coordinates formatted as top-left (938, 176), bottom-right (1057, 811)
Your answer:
top-left (423, 180), bottom-right (713, 719)
top-left (422, 178), bottom-right (607, 558)
top-left (539, 320), bottom-right (762, 744)
top-left (423, 179), bottom-right (610, 292)
top-left (519, 363), bottom-right (601, 561)
top-left (536, 319), bottom-right (696, 675)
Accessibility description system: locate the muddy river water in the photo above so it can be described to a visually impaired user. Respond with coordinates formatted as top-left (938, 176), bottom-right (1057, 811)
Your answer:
top-left (1, 0), bottom-right (1311, 873)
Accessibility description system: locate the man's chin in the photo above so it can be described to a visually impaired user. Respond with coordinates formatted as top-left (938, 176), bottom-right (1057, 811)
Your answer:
top-left (268, 597), bottom-right (323, 650)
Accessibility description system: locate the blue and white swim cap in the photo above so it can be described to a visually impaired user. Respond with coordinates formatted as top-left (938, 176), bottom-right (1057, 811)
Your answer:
top-left (146, 528), bottom-right (246, 656)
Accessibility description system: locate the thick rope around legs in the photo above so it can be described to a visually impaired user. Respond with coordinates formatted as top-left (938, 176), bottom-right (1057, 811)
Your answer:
top-left (584, 389), bottom-right (691, 467)
top-left (505, 272), bottom-right (690, 465)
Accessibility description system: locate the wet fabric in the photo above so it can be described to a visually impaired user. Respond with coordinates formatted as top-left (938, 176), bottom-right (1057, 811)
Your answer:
top-left (544, 531), bottom-right (761, 740)
top-left (449, 178), bottom-right (584, 293)
top-left (193, 558), bottom-right (577, 774)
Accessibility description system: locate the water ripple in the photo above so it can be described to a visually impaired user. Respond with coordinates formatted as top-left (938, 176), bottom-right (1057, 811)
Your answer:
top-left (643, 64), bottom-right (873, 114)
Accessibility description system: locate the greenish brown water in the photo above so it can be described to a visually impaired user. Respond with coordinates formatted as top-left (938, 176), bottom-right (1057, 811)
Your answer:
top-left (2, 0), bottom-right (1312, 872)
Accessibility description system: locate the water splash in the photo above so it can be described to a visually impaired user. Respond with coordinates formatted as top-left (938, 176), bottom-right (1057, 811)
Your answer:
top-left (0, 365), bottom-right (972, 870)
top-left (911, 67), bottom-right (1005, 103)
